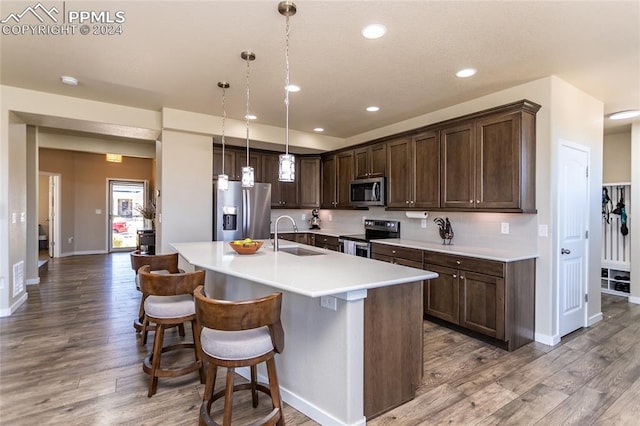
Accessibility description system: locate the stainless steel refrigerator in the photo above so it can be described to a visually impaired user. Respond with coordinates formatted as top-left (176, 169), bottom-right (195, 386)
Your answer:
top-left (213, 181), bottom-right (271, 241)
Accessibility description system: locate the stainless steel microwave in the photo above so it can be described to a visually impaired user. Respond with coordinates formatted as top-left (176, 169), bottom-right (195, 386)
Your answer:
top-left (349, 177), bottom-right (385, 207)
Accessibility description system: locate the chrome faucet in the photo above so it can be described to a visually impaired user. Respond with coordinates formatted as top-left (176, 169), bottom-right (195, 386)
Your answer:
top-left (273, 215), bottom-right (298, 251)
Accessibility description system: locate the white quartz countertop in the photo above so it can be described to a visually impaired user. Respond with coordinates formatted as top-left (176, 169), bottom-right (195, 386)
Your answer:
top-left (172, 241), bottom-right (436, 298)
top-left (373, 238), bottom-right (538, 262)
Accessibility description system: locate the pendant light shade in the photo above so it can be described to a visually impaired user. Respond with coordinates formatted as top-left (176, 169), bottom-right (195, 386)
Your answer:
top-left (241, 51), bottom-right (256, 188)
top-left (217, 81), bottom-right (230, 191)
top-left (278, 1), bottom-right (296, 182)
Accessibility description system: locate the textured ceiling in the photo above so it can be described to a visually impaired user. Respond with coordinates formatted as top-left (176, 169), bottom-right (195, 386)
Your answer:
top-left (1, 0), bottom-right (639, 143)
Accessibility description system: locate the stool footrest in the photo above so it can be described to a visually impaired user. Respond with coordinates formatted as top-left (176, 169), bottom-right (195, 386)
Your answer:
top-left (143, 344), bottom-right (202, 378)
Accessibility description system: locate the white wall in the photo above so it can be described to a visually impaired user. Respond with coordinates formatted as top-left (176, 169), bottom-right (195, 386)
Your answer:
top-left (158, 128), bottom-right (213, 254)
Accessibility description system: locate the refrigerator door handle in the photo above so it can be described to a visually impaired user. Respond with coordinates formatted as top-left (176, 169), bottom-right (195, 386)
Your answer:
top-left (242, 188), bottom-right (249, 237)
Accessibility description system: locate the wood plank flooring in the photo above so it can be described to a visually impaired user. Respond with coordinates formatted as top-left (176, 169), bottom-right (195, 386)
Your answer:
top-left (1, 252), bottom-right (638, 425)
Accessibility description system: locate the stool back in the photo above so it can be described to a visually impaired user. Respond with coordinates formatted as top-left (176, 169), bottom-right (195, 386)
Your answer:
top-left (130, 250), bottom-right (180, 275)
top-left (138, 265), bottom-right (204, 297)
top-left (194, 286), bottom-right (284, 353)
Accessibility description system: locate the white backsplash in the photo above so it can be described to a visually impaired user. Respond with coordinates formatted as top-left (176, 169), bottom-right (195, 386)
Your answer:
top-left (271, 207), bottom-right (538, 252)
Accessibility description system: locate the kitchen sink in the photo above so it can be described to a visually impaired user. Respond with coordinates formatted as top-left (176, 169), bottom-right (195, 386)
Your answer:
top-left (278, 246), bottom-right (325, 256)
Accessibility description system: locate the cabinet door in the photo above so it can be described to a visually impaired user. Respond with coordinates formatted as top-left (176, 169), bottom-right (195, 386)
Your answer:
top-left (321, 155), bottom-right (336, 208)
top-left (299, 157), bottom-right (321, 208)
top-left (336, 151), bottom-right (354, 208)
top-left (413, 131), bottom-right (440, 209)
top-left (354, 147), bottom-right (369, 179)
top-left (280, 181), bottom-right (297, 208)
top-left (262, 154), bottom-right (282, 207)
top-left (475, 112), bottom-right (520, 209)
top-left (235, 151), bottom-right (262, 182)
top-left (386, 138), bottom-right (412, 208)
top-left (458, 271), bottom-right (505, 340)
top-left (370, 143), bottom-right (387, 177)
top-left (213, 150), bottom-right (236, 180)
top-left (441, 123), bottom-right (475, 209)
top-left (424, 264), bottom-right (459, 324)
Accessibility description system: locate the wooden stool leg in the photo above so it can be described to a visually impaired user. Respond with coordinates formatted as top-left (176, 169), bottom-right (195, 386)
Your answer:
top-left (203, 361), bottom-right (217, 402)
top-left (148, 324), bottom-right (165, 397)
top-left (223, 367), bottom-right (235, 426)
top-left (178, 323), bottom-right (186, 337)
top-left (250, 365), bottom-right (259, 408)
top-left (192, 319), bottom-right (205, 384)
top-left (266, 358), bottom-right (284, 426)
top-left (141, 316), bottom-right (150, 345)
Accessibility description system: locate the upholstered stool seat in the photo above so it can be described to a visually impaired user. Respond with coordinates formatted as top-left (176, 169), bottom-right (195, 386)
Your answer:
top-left (194, 285), bottom-right (285, 426)
top-left (138, 265), bottom-right (205, 397)
top-left (200, 326), bottom-right (273, 361)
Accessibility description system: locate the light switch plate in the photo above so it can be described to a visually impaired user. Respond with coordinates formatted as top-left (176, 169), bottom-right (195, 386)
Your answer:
top-left (538, 224), bottom-right (548, 237)
top-left (501, 222), bottom-right (510, 234)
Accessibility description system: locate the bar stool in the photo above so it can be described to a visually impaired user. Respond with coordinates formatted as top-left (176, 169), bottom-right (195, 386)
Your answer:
top-left (130, 250), bottom-right (181, 344)
top-left (138, 265), bottom-right (205, 397)
top-left (194, 285), bottom-right (285, 426)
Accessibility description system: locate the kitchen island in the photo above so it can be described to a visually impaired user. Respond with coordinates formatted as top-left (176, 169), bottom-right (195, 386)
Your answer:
top-left (172, 241), bottom-right (437, 426)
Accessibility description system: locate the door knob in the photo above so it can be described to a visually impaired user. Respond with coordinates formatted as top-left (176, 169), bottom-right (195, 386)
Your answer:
top-left (561, 248), bottom-right (571, 255)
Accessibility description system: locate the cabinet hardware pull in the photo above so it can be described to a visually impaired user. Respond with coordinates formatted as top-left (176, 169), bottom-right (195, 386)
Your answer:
top-left (561, 248), bottom-right (571, 255)
top-left (477, 200), bottom-right (480, 203)
top-left (470, 199), bottom-right (474, 203)
top-left (456, 260), bottom-right (461, 265)
top-left (453, 274), bottom-right (457, 278)
top-left (460, 276), bottom-right (464, 279)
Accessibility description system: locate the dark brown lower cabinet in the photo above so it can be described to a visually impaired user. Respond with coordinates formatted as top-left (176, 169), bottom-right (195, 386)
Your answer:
top-left (364, 281), bottom-right (423, 420)
top-left (424, 251), bottom-right (534, 351)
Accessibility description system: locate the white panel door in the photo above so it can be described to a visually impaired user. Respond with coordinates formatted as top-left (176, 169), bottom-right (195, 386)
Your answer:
top-left (558, 142), bottom-right (589, 337)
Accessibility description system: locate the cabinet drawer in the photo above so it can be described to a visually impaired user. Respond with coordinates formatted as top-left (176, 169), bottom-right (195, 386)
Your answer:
top-left (314, 234), bottom-right (339, 251)
top-left (424, 251), bottom-right (504, 277)
top-left (371, 243), bottom-right (423, 263)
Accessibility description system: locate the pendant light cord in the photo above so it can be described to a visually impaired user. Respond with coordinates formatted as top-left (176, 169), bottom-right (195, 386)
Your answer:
top-left (221, 85), bottom-right (227, 172)
top-left (284, 13), bottom-right (290, 156)
top-left (245, 56), bottom-right (251, 166)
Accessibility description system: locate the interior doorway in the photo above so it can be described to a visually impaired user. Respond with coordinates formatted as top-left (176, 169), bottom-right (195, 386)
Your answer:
top-left (108, 180), bottom-right (147, 252)
top-left (39, 173), bottom-right (61, 258)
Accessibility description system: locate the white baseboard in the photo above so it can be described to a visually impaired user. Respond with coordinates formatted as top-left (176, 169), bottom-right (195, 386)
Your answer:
top-left (0, 292), bottom-right (28, 317)
top-left (535, 332), bottom-right (560, 347)
top-left (588, 312), bottom-right (603, 326)
top-left (629, 296), bottom-right (640, 305)
top-left (236, 368), bottom-right (366, 426)
top-left (60, 250), bottom-right (109, 257)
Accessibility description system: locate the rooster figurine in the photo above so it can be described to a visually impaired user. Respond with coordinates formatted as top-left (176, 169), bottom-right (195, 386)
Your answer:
top-left (434, 217), bottom-right (454, 245)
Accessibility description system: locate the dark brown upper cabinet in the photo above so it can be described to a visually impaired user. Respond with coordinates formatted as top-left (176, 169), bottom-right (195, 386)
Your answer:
top-left (321, 151), bottom-right (354, 209)
top-left (298, 156), bottom-right (321, 208)
top-left (354, 143), bottom-right (386, 179)
top-left (262, 152), bottom-right (297, 208)
top-left (386, 132), bottom-right (439, 209)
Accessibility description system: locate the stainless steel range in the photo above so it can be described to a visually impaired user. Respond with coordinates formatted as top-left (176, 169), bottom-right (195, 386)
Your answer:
top-left (338, 219), bottom-right (400, 258)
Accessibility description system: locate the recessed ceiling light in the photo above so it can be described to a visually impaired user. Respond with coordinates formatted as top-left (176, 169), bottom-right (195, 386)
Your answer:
top-left (455, 68), bottom-right (477, 78)
top-left (313, 127), bottom-right (324, 132)
top-left (366, 106), bottom-right (380, 112)
top-left (361, 24), bottom-right (387, 40)
top-left (61, 76), bottom-right (78, 86)
top-left (286, 84), bottom-right (300, 92)
top-left (609, 110), bottom-right (640, 120)
top-left (245, 114), bottom-right (257, 120)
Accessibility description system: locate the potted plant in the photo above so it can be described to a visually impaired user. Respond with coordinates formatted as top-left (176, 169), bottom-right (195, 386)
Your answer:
top-left (136, 202), bottom-right (156, 229)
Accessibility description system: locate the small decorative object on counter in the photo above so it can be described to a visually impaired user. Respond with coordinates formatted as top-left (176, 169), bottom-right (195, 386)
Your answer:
top-left (309, 208), bottom-right (321, 229)
top-left (434, 217), bottom-right (454, 245)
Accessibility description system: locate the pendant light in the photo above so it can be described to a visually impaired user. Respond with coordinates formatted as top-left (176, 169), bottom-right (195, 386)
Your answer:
top-left (217, 81), bottom-right (230, 191)
top-left (241, 51), bottom-right (256, 188)
top-left (278, 1), bottom-right (296, 182)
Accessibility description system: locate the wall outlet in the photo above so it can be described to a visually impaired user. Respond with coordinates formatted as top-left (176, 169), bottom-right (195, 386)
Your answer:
top-left (0, 277), bottom-right (5, 290)
top-left (501, 222), bottom-right (510, 234)
top-left (301, 214), bottom-right (306, 221)
top-left (320, 295), bottom-right (337, 311)
top-left (95, 209), bottom-right (102, 214)
top-left (20, 212), bottom-right (26, 223)
top-left (11, 212), bottom-right (16, 224)
top-left (328, 214), bottom-right (333, 222)
top-left (421, 219), bottom-right (427, 228)
top-left (68, 236), bottom-right (74, 244)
